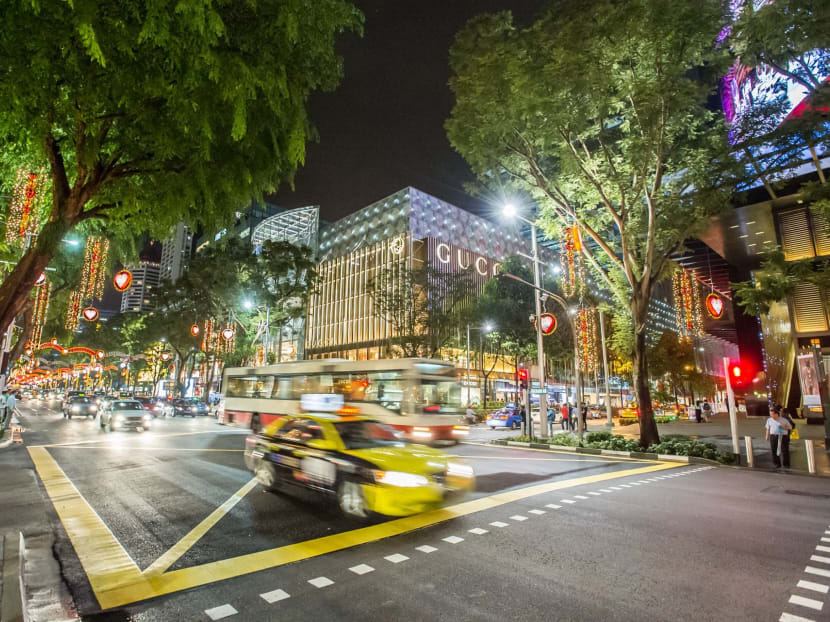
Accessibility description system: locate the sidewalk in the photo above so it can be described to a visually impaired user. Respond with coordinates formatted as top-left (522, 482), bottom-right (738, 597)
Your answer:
top-left (588, 413), bottom-right (830, 475)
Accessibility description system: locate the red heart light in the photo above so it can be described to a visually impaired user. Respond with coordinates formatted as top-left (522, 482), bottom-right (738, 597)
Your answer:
top-left (190, 324), bottom-right (200, 337)
top-left (221, 328), bottom-right (235, 341)
top-left (706, 293), bottom-right (724, 319)
top-left (538, 313), bottom-right (557, 336)
top-left (82, 307), bottom-right (99, 322)
top-left (96, 350), bottom-right (105, 360)
top-left (113, 270), bottom-right (132, 292)
top-left (34, 273), bottom-right (47, 286)
top-left (160, 352), bottom-right (171, 361)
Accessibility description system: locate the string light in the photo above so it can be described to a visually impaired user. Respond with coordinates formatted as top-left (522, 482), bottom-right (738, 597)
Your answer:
top-left (5, 167), bottom-right (47, 246)
top-left (578, 308), bottom-right (598, 372)
top-left (559, 225), bottom-right (585, 298)
top-left (65, 290), bottom-right (82, 331)
top-left (672, 269), bottom-right (703, 338)
top-left (31, 279), bottom-right (51, 346)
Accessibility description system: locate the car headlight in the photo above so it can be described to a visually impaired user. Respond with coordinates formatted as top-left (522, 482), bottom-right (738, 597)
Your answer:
top-left (447, 463), bottom-right (474, 479)
top-left (90, 405), bottom-right (97, 412)
top-left (115, 415), bottom-right (125, 421)
top-left (373, 471), bottom-right (429, 487)
top-left (142, 414), bottom-right (152, 421)
top-left (71, 405), bottom-right (80, 412)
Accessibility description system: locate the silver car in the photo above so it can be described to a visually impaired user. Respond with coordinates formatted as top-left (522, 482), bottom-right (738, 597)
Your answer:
top-left (99, 399), bottom-right (152, 432)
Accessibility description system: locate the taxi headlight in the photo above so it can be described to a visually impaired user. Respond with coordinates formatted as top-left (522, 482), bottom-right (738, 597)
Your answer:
top-left (373, 471), bottom-right (429, 488)
top-left (447, 463), bottom-right (474, 479)
top-left (71, 405), bottom-right (80, 412)
top-left (89, 405), bottom-right (97, 412)
top-left (115, 414), bottom-right (125, 421)
top-left (142, 413), bottom-right (152, 421)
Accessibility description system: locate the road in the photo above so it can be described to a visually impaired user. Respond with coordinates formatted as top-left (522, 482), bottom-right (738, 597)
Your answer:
top-left (5, 399), bottom-right (830, 622)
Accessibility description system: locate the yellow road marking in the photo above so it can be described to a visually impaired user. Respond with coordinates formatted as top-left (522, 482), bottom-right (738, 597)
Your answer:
top-left (27, 447), bottom-right (144, 596)
top-left (73, 461), bottom-right (676, 608)
top-left (452, 455), bottom-right (624, 462)
top-left (143, 478), bottom-right (259, 576)
top-left (32, 429), bottom-right (247, 448)
top-left (460, 441), bottom-right (663, 463)
top-left (48, 446), bottom-right (244, 452)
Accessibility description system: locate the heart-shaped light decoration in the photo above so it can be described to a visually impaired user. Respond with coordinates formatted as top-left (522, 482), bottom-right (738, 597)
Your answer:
top-left (706, 293), bottom-right (724, 319)
top-left (113, 269), bottom-right (132, 292)
top-left (34, 272), bottom-right (47, 286)
top-left (190, 324), bottom-right (200, 337)
top-left (160, 352), bottom-right (171, 361)
top-left (96, 350), bottom-right (105, 360)
top-left (50, 338), bottom-right (59, 345)
top-left (82, 307), bottom-right (99, 322)
top-left (537, 312), bottom-right (557, 336)
top-left (221, 327), bottom-right (235, 341)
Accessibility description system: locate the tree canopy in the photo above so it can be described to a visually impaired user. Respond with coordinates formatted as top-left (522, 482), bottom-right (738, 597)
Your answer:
top-left (0, 0), bottom-right (362, 335)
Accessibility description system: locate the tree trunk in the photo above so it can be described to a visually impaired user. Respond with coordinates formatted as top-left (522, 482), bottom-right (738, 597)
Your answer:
top-left (631, 304), bottom-right (659, 448)
top-left (3, 300), bottom-right (35, 375)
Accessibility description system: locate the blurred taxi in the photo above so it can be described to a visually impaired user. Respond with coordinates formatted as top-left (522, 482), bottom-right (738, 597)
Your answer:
top-left (486, 406), bottom-right (522, 430)
top-left (244, 396), bottom-right (475, 519)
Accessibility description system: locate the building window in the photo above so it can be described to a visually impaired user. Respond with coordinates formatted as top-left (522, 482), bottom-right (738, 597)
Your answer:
top-left (778, 208), bottom-right (830, 261)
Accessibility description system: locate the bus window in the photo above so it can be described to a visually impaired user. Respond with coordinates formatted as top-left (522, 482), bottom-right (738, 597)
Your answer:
top-left (272, 377), bottom-right (293, 399)
top-left (419, 380), bottom-right (461, 413)
top-left (333, 374), bottom-right (369, 401)
top-left (251, 376), bottom-right (274, 399)
top-left (366, 372), bottom-right (404, 413)
top-left (226, 376), bottom-right (273, 398)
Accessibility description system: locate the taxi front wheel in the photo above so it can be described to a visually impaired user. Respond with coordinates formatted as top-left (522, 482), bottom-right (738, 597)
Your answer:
top-left (337, 480), bottom-right (369, 519)
top-left (255, 461), bottom-right (282, 492)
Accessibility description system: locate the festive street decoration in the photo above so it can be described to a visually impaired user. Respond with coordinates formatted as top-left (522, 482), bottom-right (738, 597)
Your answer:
top-left (65, 290), bottom-right (82, 331)
top-left (559, 225), bottom-right (585, 298)
top-left (79, 237), bottom-right (110, 300)
top-left (220, 326), bottom-right (236, 354)
top-left (34, 272), bottom-right (47, 286)
top-left (190, 323), bottom-right (200, 337)
top-left (160, 351), bottom-right (171, 361)
top-left (4, 168), bottom-right (47, 247)
top-left (112, 269), bottom-right (133, 292)
top-left (82, 307), bottom-right (99, 322)
top-left (96, 350), bottom-right (105, 360)
top-left (31, 279), bottom-right (51, 346)
top-left (705, 292), bottom-right (725, 319)
top-left (221, 327), bottom-right (235, 341)
top-left (536, 313), bottom-right (557, 336)
top-left (672, 269), bottom-right (703, 338)
top-left (578, 308), bottom-right (598, 373)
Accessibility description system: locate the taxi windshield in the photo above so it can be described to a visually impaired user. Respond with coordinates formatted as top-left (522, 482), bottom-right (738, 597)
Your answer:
top-left (334, 421), bottom-right (405, 450)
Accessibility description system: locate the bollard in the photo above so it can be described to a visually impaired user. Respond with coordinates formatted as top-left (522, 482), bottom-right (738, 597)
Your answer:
top-left (744, 436), bottom-right (754, 467)
top-left (805, 439), bottom-right (816, 474)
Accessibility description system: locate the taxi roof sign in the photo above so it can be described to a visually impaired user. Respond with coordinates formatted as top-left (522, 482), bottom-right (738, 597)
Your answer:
top-left (300, 393), bottom-right (344, 412)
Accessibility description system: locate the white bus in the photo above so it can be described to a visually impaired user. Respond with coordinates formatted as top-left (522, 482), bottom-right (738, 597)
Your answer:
top-left (217, 358), bottom-right (468, 442)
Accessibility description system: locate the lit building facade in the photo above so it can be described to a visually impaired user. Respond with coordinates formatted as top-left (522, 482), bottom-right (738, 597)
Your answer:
top-left (120, 262), bottom-right (160, 313)
top-left (160, 222), bottom-right (193, 283)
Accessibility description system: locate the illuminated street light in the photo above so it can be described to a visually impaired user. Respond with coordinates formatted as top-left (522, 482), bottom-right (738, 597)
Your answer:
top-left (243, 299), bottom-right (254, 311)
top-left (503, 203), bottom-right (517, 218)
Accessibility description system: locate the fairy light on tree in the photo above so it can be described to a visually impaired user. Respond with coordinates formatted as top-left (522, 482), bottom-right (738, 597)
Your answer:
top-left (4, 167), bottom-right (47, 247)
top-left (578, 308), bottom-right (599, 373)
top-left (31, 279), bottom-right (51, 345)
top-left (65, 236), bottom-right (110, 330)
top-left (672, 269), bottom-right (703, 338)
top-left (559, 225), bottom-right (586, 298)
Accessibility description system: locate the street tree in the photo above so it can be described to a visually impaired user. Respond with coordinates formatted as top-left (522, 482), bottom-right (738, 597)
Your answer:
top-left (446, 0), bottom-right (736, 447)
top-left (0, 0), bottom-right (362, 336)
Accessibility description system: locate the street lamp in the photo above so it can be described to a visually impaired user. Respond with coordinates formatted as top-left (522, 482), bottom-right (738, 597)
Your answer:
top-left (503, 202), bottom-right (548, 438)
top-left (242, 299), bottom-right (254, 311)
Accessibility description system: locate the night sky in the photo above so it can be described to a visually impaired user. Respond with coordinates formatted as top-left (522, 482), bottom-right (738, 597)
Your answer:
top-left (269, 0), bottom-right (547, 223)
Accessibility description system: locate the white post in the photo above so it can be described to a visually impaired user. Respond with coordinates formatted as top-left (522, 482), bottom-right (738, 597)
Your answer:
top-left (466, 324), bottom-right (471, 406)
top-left (805, 439), bottom-right (816, 474)
top-left (530, 222), bottom-right (547, 439)
top-left (744, 436), bottom-right (754, 468)
top-left (723, 357), bottom-right (739, 456)
top-left (599, 310), bottom-right (613, 427)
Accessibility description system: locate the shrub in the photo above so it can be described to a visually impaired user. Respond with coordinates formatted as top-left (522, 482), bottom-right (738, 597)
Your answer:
top-left (585, 431), bottom-right (613, 444)
top-left (647, 439), bottom-right (735, 464)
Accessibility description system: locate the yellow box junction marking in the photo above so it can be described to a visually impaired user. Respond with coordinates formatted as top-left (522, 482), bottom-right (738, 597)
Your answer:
top-left (29, 443), bottom-right (681, 610)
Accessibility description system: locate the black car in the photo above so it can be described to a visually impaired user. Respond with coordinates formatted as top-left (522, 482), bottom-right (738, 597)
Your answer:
top-left (63, 396), bottom-right (98, 419)
top-left (170, 398), bottom-right (209, 417)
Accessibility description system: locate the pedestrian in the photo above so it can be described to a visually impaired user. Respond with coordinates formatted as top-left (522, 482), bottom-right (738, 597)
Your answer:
top-left (569, 402), bottom-right (576, 431)
top-left (694, 402), bottom-right (702, 424)
top-left (580, 402), bottom-right (588, 431)
top-left (560, 403), bottom-right (569, 431)
top-left (0, 389), bottom-right (8, 429)
top-left (765, 407), bottom-right (792, 469)
top-left (3, 389), bottom-right (17, 430)
top-left (465, 405), bottom-right (476, 425)
top-left (701, 401), bottom-right (711, 422)
top-left (547, 405), bottom-right (555, 436)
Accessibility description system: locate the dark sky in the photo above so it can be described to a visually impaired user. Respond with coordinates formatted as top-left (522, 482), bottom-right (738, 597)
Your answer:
top-left (269, 0), bottom-right (547, 222)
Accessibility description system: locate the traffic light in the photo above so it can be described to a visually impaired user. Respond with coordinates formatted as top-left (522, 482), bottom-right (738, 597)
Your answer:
top-left (730, 364), bottom-right (741, 379)
top-left (517, 368), bottom-right (529, 390)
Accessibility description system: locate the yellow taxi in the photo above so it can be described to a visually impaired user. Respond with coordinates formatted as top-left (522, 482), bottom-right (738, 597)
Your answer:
top-left (244, 408), bottom-right (475, 519)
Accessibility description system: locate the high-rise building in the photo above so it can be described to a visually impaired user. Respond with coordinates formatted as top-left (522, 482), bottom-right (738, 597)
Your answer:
top-left (160, 222), bottom-right (193, 283)
top-left (120, 262), bottom-right (160, 313)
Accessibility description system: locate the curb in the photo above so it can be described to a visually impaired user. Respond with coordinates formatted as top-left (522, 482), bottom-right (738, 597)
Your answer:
top-left (491, 439), bottom-right (720, 466)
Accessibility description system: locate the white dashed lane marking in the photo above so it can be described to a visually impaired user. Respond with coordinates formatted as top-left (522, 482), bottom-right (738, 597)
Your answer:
top-left (788, 594), bottom-right (823, 611)
top-left (545, 504), bottom-right (561, 509)
top-left (806, 566), bottom-right (830, 579)
top-left (560, 499), bottom-right (576, 504)
top-left (779, 613), bottom-right (816, 622)
top-left (816, 546), bottom-right (830, 553)
top-left (442, 536), bottom-right (464, 544)
top-left (810, 555), bottom-right (830, 564)
top-left (308, 577), bottom-right (334, 588)
top-left (468, 528), bottom-right (489, 535)
top-left (384, 554), bottom-right (409, 563)
top-left (587, 492), bottom-right (601, 496)
top-left (797, 580), bottom-right (829, 594)
top-left (349, 564), bottom-right (375, 575)
top-left (528, 509), bottom-right (546, 515)
top-left (205, 604), bottom-right (238, 620)
top-left (510, 515), bottom-right (528, 521)
top-left (416, 545), bottom-right (438, 553)
top-left (573, 495), bottom-right (589, 500)
top-left (489, 521), bottom-right (508, 528)
top-left (260, 588), bottom-right (290, 604)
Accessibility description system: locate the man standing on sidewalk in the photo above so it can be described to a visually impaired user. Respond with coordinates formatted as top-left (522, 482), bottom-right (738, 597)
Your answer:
top-left (765, 408), bottom-right (792, 469)
top-left (1, 388), bottom-right (13, 431)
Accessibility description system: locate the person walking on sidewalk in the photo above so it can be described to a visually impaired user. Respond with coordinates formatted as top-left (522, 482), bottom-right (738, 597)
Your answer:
top-left (2, 389), bottom-right (16, 431)
top-left (765, 407), bottom-right (792, 469)
top-left (560, 403), bottom-right (569, 431)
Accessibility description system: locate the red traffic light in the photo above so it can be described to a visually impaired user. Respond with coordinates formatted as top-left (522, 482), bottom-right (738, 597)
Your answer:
top-left (730, 364), bottom-right (741, 379)
top-left (517, 368), bottom-right (528, 381)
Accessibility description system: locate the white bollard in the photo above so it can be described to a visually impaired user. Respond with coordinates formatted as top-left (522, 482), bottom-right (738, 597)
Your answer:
top-left (805, 439), bottom-right (816, 474)
top-left (744, 436), bottom-right (754, 468)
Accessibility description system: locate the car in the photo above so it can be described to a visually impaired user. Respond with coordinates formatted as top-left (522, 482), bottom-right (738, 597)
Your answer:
top-left (99, 399), bottom-right (153, 432)
top-left (63, 395), bottom-right (98, 419)
top-left (169, 398), bottom-right (209, 417)
top-left (486, 406), bottom-right (523, 430)
top-left (244, 411), bottom-right (475, 519)
top-left (92, 391), bottom-right (107, 405)
top-left (135, 397), bottom-right (161, 416)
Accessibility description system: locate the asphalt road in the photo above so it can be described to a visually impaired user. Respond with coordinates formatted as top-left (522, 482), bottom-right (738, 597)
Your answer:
top-left (6, 399), bottom-right (830, 622)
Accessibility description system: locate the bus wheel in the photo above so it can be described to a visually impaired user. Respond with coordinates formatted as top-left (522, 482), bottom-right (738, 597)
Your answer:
top-left (337, 479), bottom-right (369, 519)
top-left (251, 413), bottom-right (261, 434)
top-left (255, 461), bottom-right (280, 492)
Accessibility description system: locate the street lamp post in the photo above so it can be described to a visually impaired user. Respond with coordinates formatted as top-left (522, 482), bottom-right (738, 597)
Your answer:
top-left (599, 309), bottom-right (613, 427)
top-left (504, 204), bottom-right (547, 439)
top-left (466, 323), bottom-right (493, 409)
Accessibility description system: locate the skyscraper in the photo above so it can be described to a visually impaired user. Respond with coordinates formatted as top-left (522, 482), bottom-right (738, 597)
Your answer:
top-left (160, 222), bottom-right (193, 283)
top-left (120, 262), bottom-right (160, 313)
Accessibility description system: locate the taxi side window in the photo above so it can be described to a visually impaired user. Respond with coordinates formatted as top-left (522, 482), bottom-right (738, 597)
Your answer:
top-left (277, 419), bottom-right (325, 444)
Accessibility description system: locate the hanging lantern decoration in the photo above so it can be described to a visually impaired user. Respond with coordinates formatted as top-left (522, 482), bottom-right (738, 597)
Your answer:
top-left (190, 323), bottom-right (200, 337)
top-left (672, 269), bottom-right (704, 338)
top-left (31, 279), bottom-right (51, 346)
top-left (34, 272), bottom-right (47, 286)
top-left (112, 269), bottom-right (132, 292)
top-left (96, 350), bottom-right (105, 360)
top-left (160, 351), bottom-right (171, 361)
top-left (201, 319), bottom-right (215, 352)
top-left (4, 168), bottom-right (47, 247)
top-left (559, 225), bottom-right (585, 298)
top-left (65, 290), bottom-right (83, 331)
top-left (220, 325), bottom-right (235, 354)
top-left (82, 307), bottom-right (99, 322)
top-left (705, 292), bottom-right (725, 319)
top-left (79, 237), bottom-right (110, 301)
top-left (536, 313), bottom-right (557, 336)
top-left (578, 308), bottom-right (598, 373)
